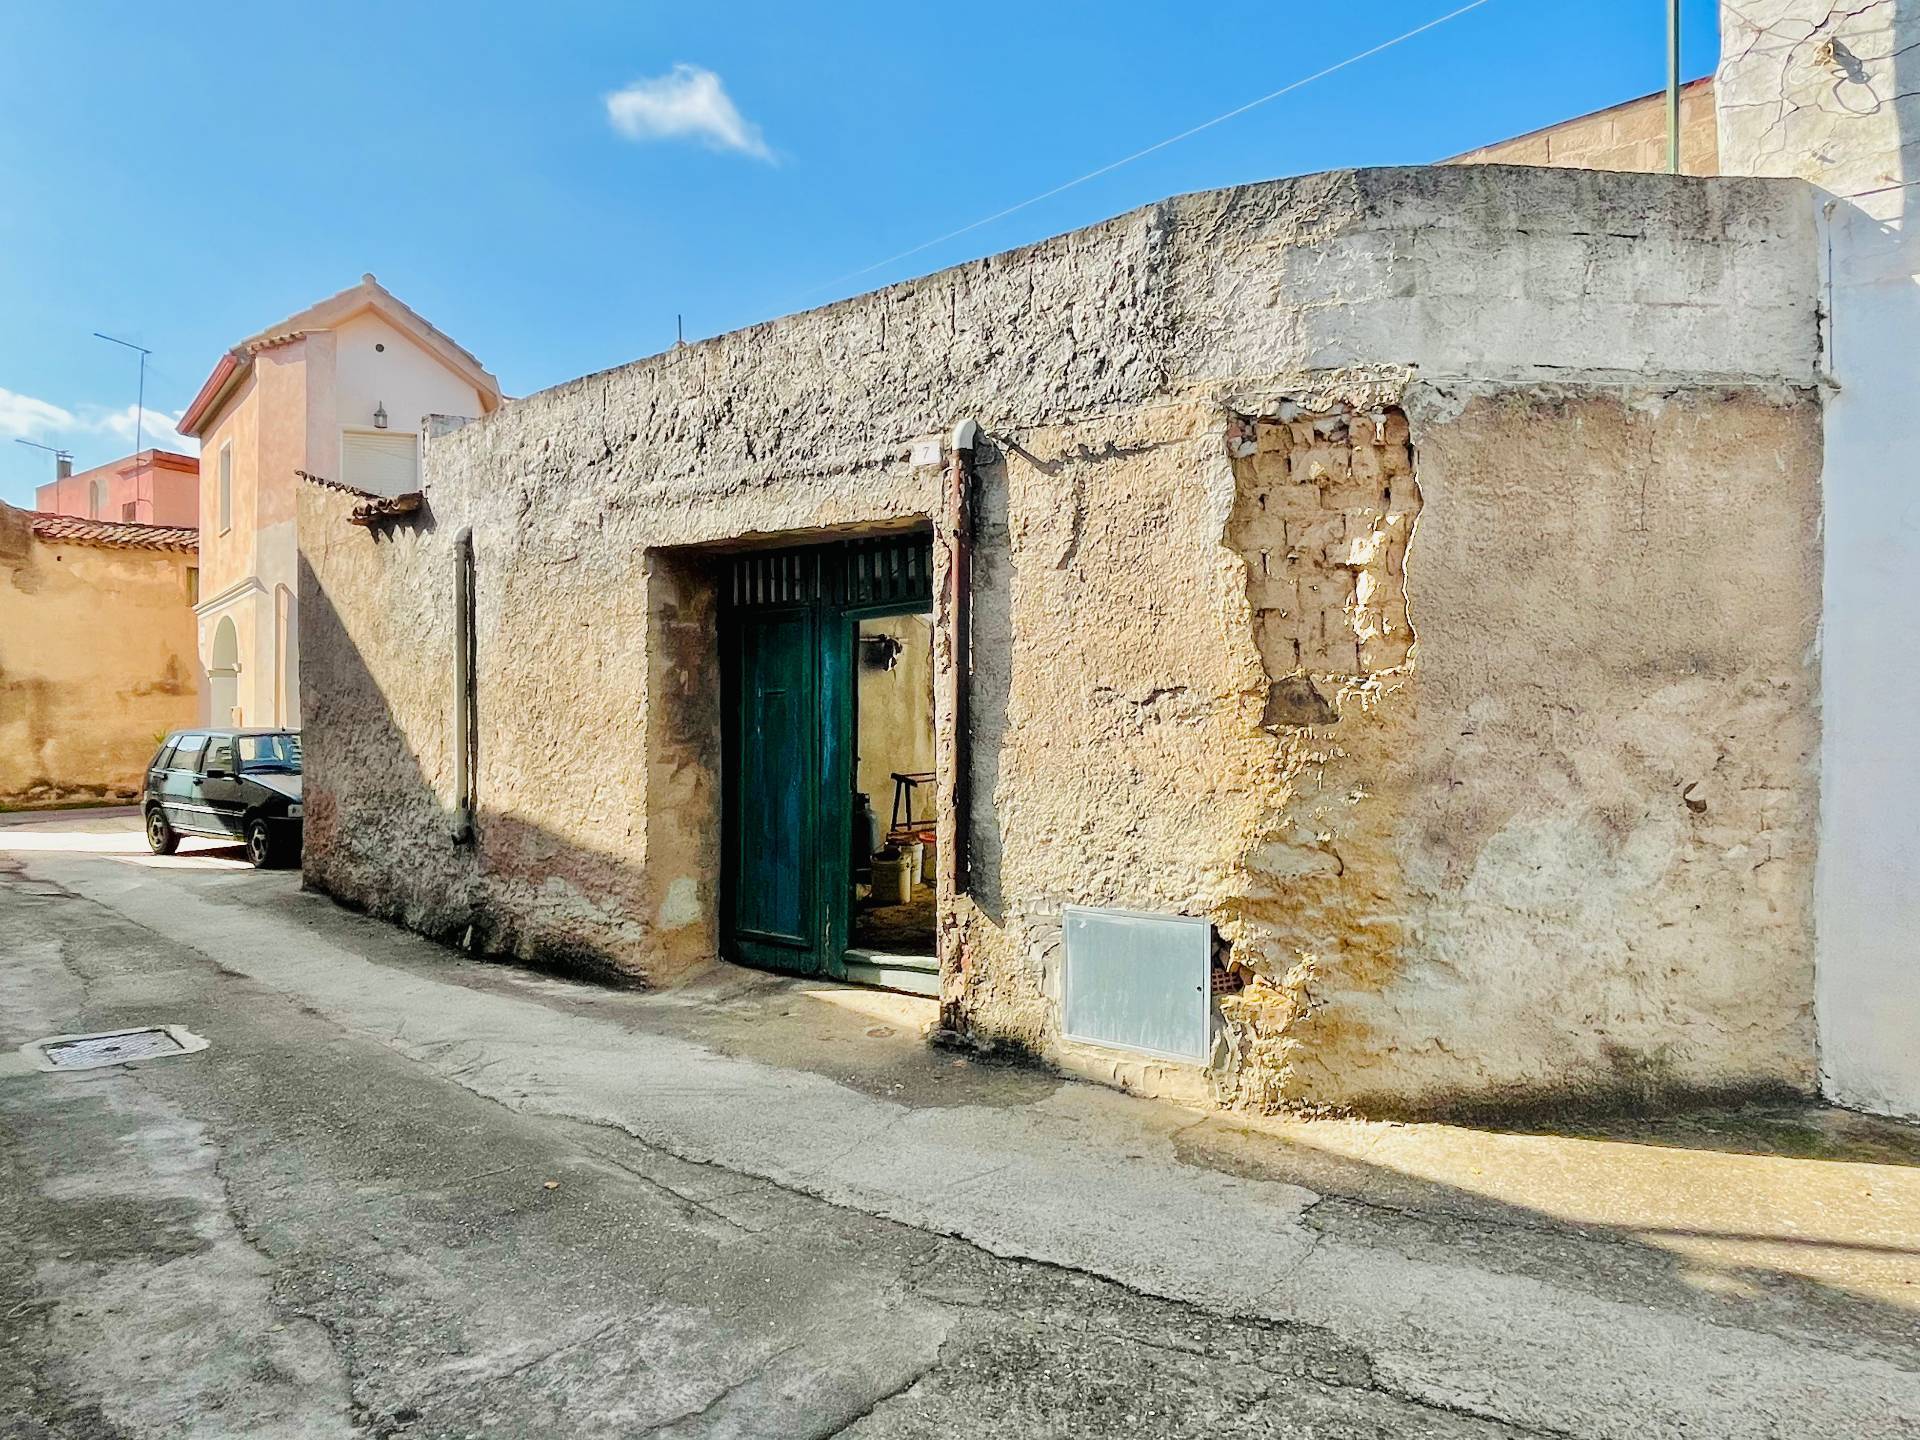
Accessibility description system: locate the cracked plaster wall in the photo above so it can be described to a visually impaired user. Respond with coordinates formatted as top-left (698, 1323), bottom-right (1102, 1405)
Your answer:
top-left (301, 164), bottom-right (1824, 1112)
top-left (1214, 386), bottom-right (1822, 1113)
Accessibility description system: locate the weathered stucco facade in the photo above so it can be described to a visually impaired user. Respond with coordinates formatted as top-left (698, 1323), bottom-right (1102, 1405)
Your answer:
top-left (301, 164), bottom-right (1824, 1116)
top-left (0, 504), bottom-right (200, 807)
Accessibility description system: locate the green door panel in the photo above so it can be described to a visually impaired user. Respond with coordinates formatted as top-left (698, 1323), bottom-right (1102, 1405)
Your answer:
top-left (729, 607), bottom-right (820, 973)
top-left (817, 613), bottom-right (854, 976)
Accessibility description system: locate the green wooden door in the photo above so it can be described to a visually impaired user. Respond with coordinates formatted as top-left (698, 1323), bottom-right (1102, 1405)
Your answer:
top-left (721, 536), bottom-right (934, 982)
top-left (726, 604), bottom-right (823, 974)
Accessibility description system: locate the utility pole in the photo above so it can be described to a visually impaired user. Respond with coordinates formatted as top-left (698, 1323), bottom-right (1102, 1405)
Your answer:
top-left (94, 332), bottom-right (152, 458)
top-left (1667, 0), bottom-right (1682, 174)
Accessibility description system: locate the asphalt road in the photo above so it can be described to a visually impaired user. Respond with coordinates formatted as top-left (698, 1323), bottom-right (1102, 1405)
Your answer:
top-left (2, 812), bottom-right (1916, 1438)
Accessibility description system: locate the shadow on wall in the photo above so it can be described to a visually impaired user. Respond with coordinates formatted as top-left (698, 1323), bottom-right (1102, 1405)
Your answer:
top-left (296, 533), bottom-right (723, 990)
top-left (287, 493), bottom-right (1920, 1370)
top-left (298, 373), bottom-right (1827, 1130)
top-left (266, 645), bottom-right (1920, 1380)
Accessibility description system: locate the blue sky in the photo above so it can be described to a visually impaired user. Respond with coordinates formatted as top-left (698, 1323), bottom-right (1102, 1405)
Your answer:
top-left (0, 1), bottom-right (1722, 508)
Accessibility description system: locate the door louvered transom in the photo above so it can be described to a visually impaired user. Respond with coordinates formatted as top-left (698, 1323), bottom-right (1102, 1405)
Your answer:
top-left (727, 535), bottom-right (933, 615)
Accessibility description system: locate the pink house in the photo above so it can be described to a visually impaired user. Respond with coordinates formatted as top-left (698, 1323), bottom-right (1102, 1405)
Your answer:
top-left (175, 274), bottom-right (500, 727)
top-left (36, 449), bottom-right (201, 527)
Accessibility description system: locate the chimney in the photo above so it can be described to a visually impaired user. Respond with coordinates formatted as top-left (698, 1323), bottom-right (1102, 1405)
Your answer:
top-left (56, 456), bottom-right (72, 481)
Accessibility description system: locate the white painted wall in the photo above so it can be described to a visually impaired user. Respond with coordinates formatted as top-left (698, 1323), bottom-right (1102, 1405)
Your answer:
top-left (332, 311), bottom-right (486, 495)
top-left (1718, 0), bottom-right (1920, 1118)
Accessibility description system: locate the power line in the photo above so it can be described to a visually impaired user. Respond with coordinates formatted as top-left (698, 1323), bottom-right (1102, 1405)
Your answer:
top-left (794, 0), bottom-right (1501, 304)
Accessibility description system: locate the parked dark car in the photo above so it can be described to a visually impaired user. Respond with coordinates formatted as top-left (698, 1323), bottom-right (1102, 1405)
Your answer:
top-left (143, 729), bottom-right (303, 868)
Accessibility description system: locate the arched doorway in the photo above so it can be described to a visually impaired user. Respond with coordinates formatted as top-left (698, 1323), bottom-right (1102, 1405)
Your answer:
top-left (209, 617), bottom-right (239, 724)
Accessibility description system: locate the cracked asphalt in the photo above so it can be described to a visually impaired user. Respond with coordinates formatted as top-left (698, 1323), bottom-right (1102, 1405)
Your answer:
top-left (2, 812), bottom-right (1917, 1438)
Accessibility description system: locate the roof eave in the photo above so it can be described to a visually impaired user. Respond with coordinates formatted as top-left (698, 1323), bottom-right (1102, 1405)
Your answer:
top-left (176, 352), bottom-right (245, 439)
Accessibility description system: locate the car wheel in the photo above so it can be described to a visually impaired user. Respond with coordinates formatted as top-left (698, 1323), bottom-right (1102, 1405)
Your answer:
top-left (145, 807), bottom-right (179, 856)
top-left (246, 818), bottom-right (276, 869)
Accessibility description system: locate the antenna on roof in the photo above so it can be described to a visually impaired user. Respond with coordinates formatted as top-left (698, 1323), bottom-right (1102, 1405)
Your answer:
top-left (14, 437), bottom-right (75, 482)
top-left (94, 332), bottom-right (153, 459)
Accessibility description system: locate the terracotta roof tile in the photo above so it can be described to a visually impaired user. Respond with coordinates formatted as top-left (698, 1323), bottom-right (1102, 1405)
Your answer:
top-left (348, 492), bottom-right (422, 526)
top-left (295, 470), bottom-right (423, 526)
top-left (30, 513), bottom-right (199, 553)
top-left (296, 468), bottom-right (379, 499)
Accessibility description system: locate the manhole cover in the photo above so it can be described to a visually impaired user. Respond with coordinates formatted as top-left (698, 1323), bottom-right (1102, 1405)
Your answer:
top-left (23, 1026), bottom-right (208, 1072)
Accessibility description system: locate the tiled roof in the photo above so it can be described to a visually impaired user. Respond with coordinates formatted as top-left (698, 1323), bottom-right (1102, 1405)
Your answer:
top-left (296, 468), bottom-right (379, 499)
top-left (30, 513), bottom-right (198, 553)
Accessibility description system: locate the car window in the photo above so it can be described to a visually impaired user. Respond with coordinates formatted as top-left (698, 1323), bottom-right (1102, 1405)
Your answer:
top-left (204, 737), bottom-right (236, 775)
top-left (172, 735), bottom-right (208, 772)
top-left (152, 739), bottom-right (178, 771)
top-left (237, 733), bottom-right (302, 774)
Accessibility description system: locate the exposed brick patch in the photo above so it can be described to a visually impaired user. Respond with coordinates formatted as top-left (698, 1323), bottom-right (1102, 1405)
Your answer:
top-left (1215, 402), bottom-right (1423, 1111)
top-left (1227, 406), bottom-right (1420, 711)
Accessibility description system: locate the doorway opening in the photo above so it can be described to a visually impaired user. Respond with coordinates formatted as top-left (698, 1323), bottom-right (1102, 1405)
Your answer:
top-left (849, 609), bottom-right (937, 968)
top-left (720, 532), bottom-right (939, 996)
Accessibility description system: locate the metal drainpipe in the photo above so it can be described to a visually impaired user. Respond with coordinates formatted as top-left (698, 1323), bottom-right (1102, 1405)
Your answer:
top-left (1666, 0), bottom-right (1682, 174)
top-left (452, 528), bottom-right (476, 844)
top-left (939, 419), bottom-right (980, 908)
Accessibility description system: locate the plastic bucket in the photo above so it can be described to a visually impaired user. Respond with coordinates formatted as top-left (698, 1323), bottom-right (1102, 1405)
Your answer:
top-left (871, 853), bottom-right (913, 906)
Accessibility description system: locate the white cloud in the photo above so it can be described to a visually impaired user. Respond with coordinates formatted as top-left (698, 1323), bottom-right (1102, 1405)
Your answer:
top-left (0, 387), bottom-right (198, 463)
top-left (0, 386), bottom-right (76, 441)
top-left (606, 64), bottom-right (773, 160)
top-left (89, 403), bottom-right (197, 456)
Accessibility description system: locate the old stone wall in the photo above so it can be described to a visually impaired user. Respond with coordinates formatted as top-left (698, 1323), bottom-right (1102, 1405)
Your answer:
top-left (301, 164), bottom-right (1825, 1113)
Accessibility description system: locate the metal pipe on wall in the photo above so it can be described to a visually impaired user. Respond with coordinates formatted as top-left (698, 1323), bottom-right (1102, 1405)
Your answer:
top-left (932, 419), bottom-right (982, 1027)
top-left (452, 528), bottom-right (477, 844)
top-left (936, 419), bottom-right (980, 908)
top-left (1667, 0), bottom-right (1682, 174)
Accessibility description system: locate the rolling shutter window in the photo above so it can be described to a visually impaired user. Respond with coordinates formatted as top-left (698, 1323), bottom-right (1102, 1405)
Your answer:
top-left (341, 431), bottom-right (419, 496)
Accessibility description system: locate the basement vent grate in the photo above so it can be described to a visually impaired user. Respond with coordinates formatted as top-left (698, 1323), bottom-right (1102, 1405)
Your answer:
top-left (26, 1026), bottom-right (208, 1072)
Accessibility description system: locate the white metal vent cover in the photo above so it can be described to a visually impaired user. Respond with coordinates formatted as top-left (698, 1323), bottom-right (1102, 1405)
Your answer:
top-left (1061, 906), bottom-right (1211, 1064)
top-left (22, 1026), bottom-right (209, 1073)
